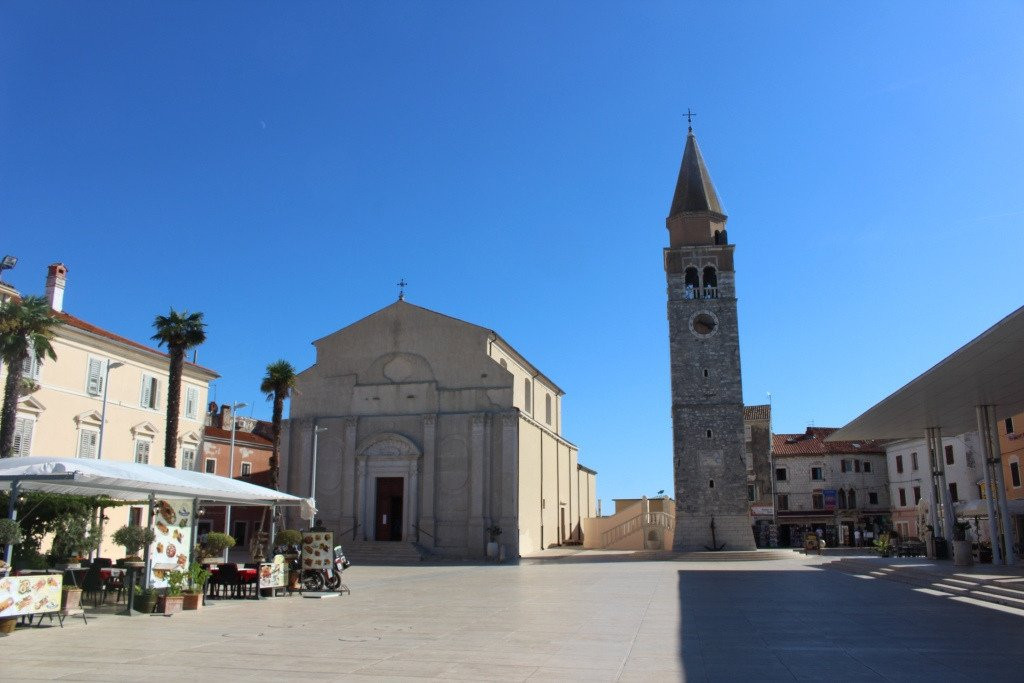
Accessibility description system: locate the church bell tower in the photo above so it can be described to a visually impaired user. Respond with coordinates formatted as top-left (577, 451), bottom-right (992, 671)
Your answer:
top-left (665, 124), bottom-right (755, 551)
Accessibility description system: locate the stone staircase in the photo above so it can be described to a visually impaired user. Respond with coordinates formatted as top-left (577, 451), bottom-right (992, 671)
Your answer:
top-left (824, 557), bottom-right (1024, 611)
top-left (338, 540), bottom-right (426, 565)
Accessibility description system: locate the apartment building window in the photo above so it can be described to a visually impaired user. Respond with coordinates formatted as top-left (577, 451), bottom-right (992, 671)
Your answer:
top-left (233, 521), bottom-right (247, 546)
top-left (848, 490), bottom-right (857, 508)
top-left (913, 486), bottom-right (921, 504)
top-left (128, 507), bottom-right (143, 526)
top-left (863, 461), bottom-right (871, 473)
top-left (181, 447), bottom-right (196, 471)
top-left (895, 455), bottom-right (904, 474)
top-left (747, 484), bottom-right (756, 501)
top-left (545, 394), bottom-right (552, 425)
top-left (948, 482), bottom-right (959, 502)
top-left (1011, 460), bottom-right (1021, 488)
top-left (21, 351), bottom-right (41, 381)
top-left (775, 467), bottom-right (787, 481)
top-left (86, 357), bottom-right (106, 396)
top-left (185, 387), bottom-right (199, 419)
top-left (12, 417), bottom-right (34, 457)
top-left (140, 374), bottom-right (160, 409)
top-left (241, 462), bottom-right (252, 476)
top-left (205, 458), bottom-right (217, 474)
top-left (854, 460), bottom-right (861, 473)
top-left (1006, 417), bottom-right (1015, 435)
top-left (899, 488), bottom-right (907, 506)
top-left (77, 429), bottom-right (99, 459)
top-left (812, 491), bottom-right (824, 510)
top-left (911, 452), bottom-right (918, 470)
top-left (134, 439), bottom-right (151, 464)
top-left (811, 467), bottom-right (823, 481)
top-left (523, 379), bottom-right (532, 414)
top-left (944, 445), bottom-right (954, 465)
top-left (838, 489), bottom-right (847, 508)
top-left (868, 492), bottom-right (878, 505)
top-left (777, 494), bottom-right (789, 511)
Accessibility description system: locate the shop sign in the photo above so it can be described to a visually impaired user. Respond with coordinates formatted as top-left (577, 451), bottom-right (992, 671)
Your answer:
top-left (823, 489), bottom-right (838, 510)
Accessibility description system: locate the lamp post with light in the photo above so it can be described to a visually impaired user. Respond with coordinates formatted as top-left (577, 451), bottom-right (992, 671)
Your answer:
top-left (310, 425), bottom-right (327, 529)
top-left (223, 401), bottom-right (247, 560)
top-left (96, 361), bottom-right (124, 460)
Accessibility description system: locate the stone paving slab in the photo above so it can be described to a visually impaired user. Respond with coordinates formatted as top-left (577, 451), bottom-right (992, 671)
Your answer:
top-left (2, 555), bottom-right (1023, 681)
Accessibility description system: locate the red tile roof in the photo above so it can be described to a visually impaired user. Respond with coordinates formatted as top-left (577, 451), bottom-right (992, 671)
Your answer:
top-left (773, 427), bottom-right (887, 456)
top-left (744, 404), bottom-right (771, 420)
top-left (56, 310), bottom-right (218, 375)
top-left (203, 426), bottom-right (273, 447)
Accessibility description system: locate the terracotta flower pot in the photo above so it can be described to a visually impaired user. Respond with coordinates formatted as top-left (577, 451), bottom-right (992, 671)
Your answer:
top-left (182, 593), bottom-right (202, 611)
top-left (0, 617), bottom-right (17, 634)
top-left (158, 595), bottom-right (184, 615)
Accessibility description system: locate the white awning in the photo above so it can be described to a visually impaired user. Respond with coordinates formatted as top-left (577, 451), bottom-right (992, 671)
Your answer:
top-left (0, 456), bottom-right (314, 512)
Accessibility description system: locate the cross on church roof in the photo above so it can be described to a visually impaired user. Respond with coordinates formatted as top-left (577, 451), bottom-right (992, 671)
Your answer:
top-left (686, 108), bottom-right (696, 132)
top-left (397, 278), bottom-right (408, 301)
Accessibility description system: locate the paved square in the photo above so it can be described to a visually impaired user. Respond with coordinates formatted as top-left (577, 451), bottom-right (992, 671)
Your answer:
top-left (2, 555), bottom-right (1022, 681)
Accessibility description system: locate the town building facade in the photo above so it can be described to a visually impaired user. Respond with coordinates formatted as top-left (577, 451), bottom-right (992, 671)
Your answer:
top-left (772, 427), bottom-right (889, 548)
top-left (281, 300), bottom-right (596, 560)
top-left (743, 404), bottom-right (775, 546)
top-left (1, 263), bottom-right (218, 557)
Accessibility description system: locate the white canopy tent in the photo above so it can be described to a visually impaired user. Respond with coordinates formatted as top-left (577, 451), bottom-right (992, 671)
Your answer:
top-left (1, 457), bottom-right (316, 579)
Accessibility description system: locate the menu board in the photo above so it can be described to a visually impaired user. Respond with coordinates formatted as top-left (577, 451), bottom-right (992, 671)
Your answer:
top-left (258, 555), bottom-right (286, 589)
top-left (300, 532), bottom-right (333, 570)
top-left (149, 498), bottom-right (194, 589)
top-left (0, 573), bottom-right (62, 618)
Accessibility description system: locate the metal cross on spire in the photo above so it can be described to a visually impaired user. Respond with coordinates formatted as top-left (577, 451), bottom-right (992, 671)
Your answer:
top-left (397, 278), bottom-right (408, 301)
top-left (686, 108), bottom-right (696, 132)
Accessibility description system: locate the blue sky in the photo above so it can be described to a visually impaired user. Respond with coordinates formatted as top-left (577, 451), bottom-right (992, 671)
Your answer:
top-left (2, 3), bottom-right (1022, 505)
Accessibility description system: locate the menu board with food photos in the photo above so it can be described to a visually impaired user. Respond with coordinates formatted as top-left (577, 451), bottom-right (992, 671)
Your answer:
top-left (258, 555), bottom-right (287, 590)
top-left (0, 573), bottom-right (62, 618)
top-left (149, 498), bottom-right (194, 589)
top-left (301, 532), bottom-right (333, 570)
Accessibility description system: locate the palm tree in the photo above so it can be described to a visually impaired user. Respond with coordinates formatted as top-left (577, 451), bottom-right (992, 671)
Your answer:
top-left (260, 360), bottom-right (297, 490)
top-left (152, 309), bottom-right (206, 468)
top-left (0, 296), bottom-right (59, 458)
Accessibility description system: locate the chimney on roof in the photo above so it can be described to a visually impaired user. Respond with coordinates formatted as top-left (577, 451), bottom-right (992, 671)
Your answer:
top-left (220, 404), bottom-right (231, 430)
top-left (45, 263), bottom-right (68, 312)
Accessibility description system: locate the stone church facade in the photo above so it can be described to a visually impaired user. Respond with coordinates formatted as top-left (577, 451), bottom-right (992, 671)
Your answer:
top-left (281, 300), bottom-right (596, 559)
top-left (664, 126), bottom-right (756, 550)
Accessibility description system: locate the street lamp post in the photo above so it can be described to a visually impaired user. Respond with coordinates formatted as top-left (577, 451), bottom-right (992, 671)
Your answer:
top-left (96, 361), bottom-right (124, 460)
top-left (223, 401), bottom-right (247, 561)
top-left (310, 425), bottom-right (327, 529)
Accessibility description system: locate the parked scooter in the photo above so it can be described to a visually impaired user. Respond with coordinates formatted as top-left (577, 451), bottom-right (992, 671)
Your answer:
top-left (301, 545), bottom-right (351, 594)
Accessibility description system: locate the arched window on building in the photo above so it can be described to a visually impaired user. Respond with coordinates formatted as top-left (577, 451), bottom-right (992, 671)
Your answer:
top-left (848, 489), bottom-right (857, 509)
top-left (499, 358), bottom-right (507, 370)
top-left (837, 489), bottom-right (847, 509)
top-left (684, 267), bottom-right (700, 299)
top-left (702, 266), bottom-right (718, 298)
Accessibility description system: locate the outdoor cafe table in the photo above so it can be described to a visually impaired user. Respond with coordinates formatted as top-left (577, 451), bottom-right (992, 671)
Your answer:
top-left (208, 567), bottom-right (259, 598)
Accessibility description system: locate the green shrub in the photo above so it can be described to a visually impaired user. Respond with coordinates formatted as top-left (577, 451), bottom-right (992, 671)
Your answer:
top-left (112, 525), bottom-right (156, 558)
top-left (274, 529), bottom-right (303, 547)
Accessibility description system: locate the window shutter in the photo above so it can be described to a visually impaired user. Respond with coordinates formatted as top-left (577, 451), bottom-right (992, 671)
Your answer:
top-left (13, 418), bottom-right (33, 457)
top-left (135, 440), bottom-right (150, 464)
top-left (185, 387), bottom-right (198, 418)
top-left (87, 358), bottom-right (104, 395)
top-left (140, 375), bottom-right (151, 407)
top-left (78, 430), bottom-right (98, 459)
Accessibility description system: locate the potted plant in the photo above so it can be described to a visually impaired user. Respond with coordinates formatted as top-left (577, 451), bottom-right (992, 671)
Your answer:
top-left (951, 520), bottom-right (973, 567)
top-left (183, 561), bottom-right (210, 610)
top-left (49, 513), bottom-right (100, 569)
top-left (134, 585), bottom-right (158, 614)
top-left (199, 532), bottom-right (235, 564)
top-left (873, 532), bottom-right (892, 558)
top-left (486, 525), bottom-right (502, 560)
top-left (112, 525), bottom-right (156, 566)
top-left (158, 570), bottom-right (186, 615)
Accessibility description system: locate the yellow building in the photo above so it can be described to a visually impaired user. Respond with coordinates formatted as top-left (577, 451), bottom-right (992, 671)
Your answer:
top-left (1, 263), bottom-right (218, 556)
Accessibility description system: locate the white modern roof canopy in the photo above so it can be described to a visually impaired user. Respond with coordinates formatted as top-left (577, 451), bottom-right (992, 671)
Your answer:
top-left (0, 456), bottom-right (315, 512)
top-left (830, 305), bottom-right (1024, 441)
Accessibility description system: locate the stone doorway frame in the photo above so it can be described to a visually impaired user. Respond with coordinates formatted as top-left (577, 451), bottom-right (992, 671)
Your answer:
top-left (355, 433), bottom-right (420, 541)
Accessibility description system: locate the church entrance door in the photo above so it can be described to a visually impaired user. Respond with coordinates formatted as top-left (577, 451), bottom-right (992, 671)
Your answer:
top-left (375, 477), bottom-right (404, 541)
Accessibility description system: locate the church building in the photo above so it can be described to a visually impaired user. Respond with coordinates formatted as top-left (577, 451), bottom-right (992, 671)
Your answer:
top-left (664, 125), bottom-right (756, 550)
top-left (281, 300), bottom-right (596, 560)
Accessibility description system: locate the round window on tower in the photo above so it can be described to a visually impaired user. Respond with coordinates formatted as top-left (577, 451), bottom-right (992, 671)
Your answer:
top-left (688, 311), bottom-right (719, 338)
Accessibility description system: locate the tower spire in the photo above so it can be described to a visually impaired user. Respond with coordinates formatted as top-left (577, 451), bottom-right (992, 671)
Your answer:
top-left (669, 127), bottom-right (724, 218)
